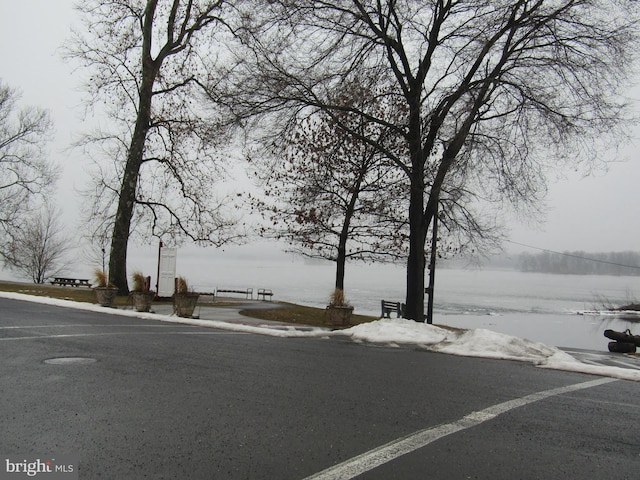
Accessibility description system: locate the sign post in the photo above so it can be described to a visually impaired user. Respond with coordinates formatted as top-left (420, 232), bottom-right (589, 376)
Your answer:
top-left (157, 243), bottom-right (177, 298)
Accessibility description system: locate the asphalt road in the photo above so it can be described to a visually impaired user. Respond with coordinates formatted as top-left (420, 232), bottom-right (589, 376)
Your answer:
top-left (1, 297), bottom-right (639, 479)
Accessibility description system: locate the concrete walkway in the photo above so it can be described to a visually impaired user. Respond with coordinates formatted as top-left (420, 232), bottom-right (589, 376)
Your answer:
top-left (148, 299), bottom-right (329, 332)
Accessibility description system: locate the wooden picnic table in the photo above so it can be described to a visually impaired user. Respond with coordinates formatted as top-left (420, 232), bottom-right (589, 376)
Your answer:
top-left (50, 277), bottom-right (92, 288)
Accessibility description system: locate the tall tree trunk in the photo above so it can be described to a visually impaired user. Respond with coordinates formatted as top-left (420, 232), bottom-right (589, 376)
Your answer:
top-left (404, 95), bottom-right (427, 321)
top-left (108, 125), bottom-right (146, 294)
top-left (108, 0), bottom-right (160, 295)
top-left (335, 242), bottom-right (346, 290)
top-left (405, 179), bottom-right (427, 321)
top-left (334, 172), bottom-right (364, 292)
top-left (108, 69), bottom-right (157, 293)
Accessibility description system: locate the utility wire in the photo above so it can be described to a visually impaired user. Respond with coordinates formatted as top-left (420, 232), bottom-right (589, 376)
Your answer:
top-left (505, 240), bottom-right (640, 271)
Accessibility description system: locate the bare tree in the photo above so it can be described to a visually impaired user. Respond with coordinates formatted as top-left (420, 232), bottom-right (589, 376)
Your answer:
top-left (81, 226), bottom-right (111, 274)
top-left (253, 81), bottom-right (408, 292)
top-left (220, 0), bottom-right (639, 320)
top-left (65, 0), bottom-right (242, 293)
top-left (0, 81), bottom-right (57, 261)
top-left (4, 206), bottom-right (71, 284)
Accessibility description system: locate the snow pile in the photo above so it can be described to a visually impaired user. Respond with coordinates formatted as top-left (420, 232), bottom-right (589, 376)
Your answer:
top-left (340, 319), bottom-right (640, 382)
top-left (435, 328), bottom-right (574, 363)
top-left (541, 352), bottom-right (640, 381)
top-left (2, 291), bottom-right (640, 382)
top-left (340, 317), bottom-right (449, 346)
top-left (340, 318), bottom-right (575, 364)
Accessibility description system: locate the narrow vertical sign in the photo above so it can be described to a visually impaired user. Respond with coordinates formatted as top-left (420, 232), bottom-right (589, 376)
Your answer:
top-left (157, 247), bottom-right (177, 297)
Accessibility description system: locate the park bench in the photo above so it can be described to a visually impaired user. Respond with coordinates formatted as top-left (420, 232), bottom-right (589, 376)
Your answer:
top-left (50, 277), bottom-right (92, 288)
top-left (216, 288), bottom-right (253, 299)
top-left (381, 300), bottom-right (404, 318)
top-left (257, 288), bottom-right (273, 301)
top-left (193, 291), bottom-right (215, 302)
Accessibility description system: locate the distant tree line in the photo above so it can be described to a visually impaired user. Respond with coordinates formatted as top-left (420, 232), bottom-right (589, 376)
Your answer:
top-left (518, 251), bottom-right (640, 276)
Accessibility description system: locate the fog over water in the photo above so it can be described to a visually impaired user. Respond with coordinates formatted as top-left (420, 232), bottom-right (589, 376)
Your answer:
top-left (168, 250), bottom-right (640, 351)
top-left (3, 240), bottom-right (639, 352)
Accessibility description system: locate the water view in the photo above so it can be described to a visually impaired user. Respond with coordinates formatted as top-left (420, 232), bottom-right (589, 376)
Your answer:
top-left (4, 245), bottom-right (639, 352)
top-left (173, 253), bottom-right (640, 352)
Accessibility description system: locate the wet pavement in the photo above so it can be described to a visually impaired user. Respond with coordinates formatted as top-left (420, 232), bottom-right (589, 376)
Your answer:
top-left (2, 296), bottom-right (639, 479)
top-left (147, 299), bottom-right (640, 373)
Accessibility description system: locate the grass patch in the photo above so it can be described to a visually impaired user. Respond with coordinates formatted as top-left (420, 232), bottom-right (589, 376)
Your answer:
top-left (240, 302), bottom-right (377, 328)
top-left (0, 280), bottom-right (156, 307)
top-left (0, 280), bottom-right (97, 302)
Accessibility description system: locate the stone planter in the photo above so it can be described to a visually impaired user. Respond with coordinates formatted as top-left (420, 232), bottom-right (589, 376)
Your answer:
top-left (131, 291), bottom-right (155, 312)
top-left (325, 305), bottom-right (354, 328)
top-left (174, 293), bottom-right (199, 318)
top-left (94, 286), bottom-right (119, 307)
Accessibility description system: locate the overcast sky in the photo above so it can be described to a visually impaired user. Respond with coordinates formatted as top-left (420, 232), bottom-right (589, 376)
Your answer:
top-left (1, 0), bottom-right (639, 258)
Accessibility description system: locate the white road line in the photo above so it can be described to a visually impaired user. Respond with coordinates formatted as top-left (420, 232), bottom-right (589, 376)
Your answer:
top-left (0, 331), bottom-right (245, 341)
top-left (304, 377), bottom-right (616, 480)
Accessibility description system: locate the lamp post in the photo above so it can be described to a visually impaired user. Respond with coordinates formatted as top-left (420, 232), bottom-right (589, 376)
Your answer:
top-left (426, 203), bottom-right (438, 324)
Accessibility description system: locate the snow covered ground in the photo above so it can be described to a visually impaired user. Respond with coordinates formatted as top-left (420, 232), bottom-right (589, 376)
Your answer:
top-left (2, 291), bottom-right (640, 382)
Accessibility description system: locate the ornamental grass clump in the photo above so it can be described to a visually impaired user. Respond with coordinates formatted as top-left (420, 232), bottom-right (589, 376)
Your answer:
top-left (173, 275), bottom-right (198, 318)
top-left (130, 271), bottom-right (154, 312)
top-left (328, 288), bottom-right (350, 307)
top-left (326, 288), bottom-right (353, 328)
top-left (93, 268), bottom-right (109, 288)
top-left (93, 268), bottom-right (117, 307)
top-left (175, 275), bottom-right (191, 294)
top-left (131, 271), bottom-right (149, 292)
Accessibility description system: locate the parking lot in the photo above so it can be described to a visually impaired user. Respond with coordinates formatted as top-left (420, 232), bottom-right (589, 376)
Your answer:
top-left (2, 297), bottom-right (640, 479)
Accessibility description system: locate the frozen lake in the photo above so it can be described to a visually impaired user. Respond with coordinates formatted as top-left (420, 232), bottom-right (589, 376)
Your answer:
top-left (176, 255), bottom-right (640, 351)
top-left (5, 247), bottom-right (640, 351)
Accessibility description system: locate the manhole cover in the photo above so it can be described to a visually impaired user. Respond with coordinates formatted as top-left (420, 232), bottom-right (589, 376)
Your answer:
top-left (43, 357), bottom-right (97, 365)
